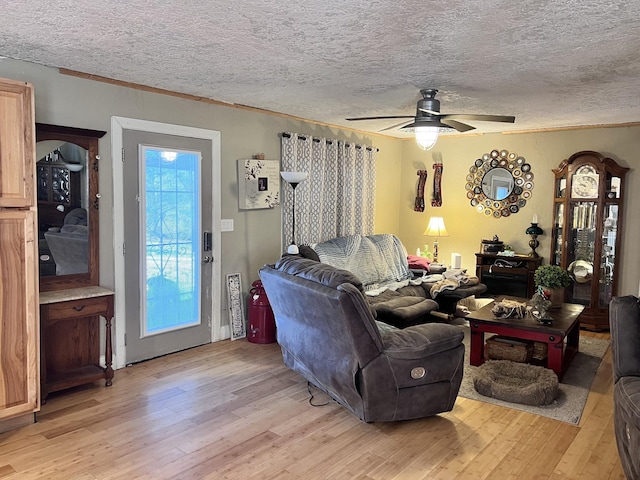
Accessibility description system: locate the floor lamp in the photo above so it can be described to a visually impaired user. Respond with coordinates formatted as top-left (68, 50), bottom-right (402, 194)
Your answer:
top-left (424, 216), bottom-right (449, 263)
top-left (280, 171), bottom-right (308, 254)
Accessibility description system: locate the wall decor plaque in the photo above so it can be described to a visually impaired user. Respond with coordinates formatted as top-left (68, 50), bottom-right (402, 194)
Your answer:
top-left (238, 159), bottom-right (280, 209)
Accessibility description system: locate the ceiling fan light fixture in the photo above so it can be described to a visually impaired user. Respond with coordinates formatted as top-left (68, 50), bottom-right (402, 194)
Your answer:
top-left (401, 120), bottom-right (456, 151)
top-left (414, 126), bottom-right (439, 151)
top-left (345, 89), bottom-right (513, 148)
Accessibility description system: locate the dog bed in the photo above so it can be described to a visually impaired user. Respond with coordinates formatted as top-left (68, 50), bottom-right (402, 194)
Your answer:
top-left (473, 360), bottom-right (559, 406)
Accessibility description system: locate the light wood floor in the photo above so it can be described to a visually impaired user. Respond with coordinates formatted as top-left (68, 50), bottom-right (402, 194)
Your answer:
top-left (0, 330), bottom-right (624, 479)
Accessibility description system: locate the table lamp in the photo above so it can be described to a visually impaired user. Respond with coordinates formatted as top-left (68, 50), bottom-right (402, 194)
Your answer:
top-left (526, 221), bottom-right (544, 257)
top-left (424, 216), bottom-right (449, 263)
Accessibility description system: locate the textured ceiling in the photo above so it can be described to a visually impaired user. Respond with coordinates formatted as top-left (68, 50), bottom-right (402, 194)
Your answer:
top-left (2, 0), bottom-right (640, 139)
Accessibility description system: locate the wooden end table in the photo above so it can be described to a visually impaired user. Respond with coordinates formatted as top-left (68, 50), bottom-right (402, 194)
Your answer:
top-left (466, 296), bottom-right (585, 381)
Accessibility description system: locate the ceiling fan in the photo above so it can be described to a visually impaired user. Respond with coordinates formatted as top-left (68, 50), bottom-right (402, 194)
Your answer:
top-left (346, 89), bottom-right (515, 150)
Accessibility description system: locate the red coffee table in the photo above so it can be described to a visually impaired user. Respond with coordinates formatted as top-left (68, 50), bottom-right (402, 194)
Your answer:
top-left (466, 296), bottom-right (585, 381)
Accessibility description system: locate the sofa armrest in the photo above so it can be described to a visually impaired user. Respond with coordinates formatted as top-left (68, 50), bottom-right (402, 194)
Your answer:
top-left (614, 377), bottom-right (640, 479)
top-left (368, 323), bottom-right (464, 394)
top-left (381, 323), bottom-right (463, 358)
top-left (611, 295), bottom-right (640, 382)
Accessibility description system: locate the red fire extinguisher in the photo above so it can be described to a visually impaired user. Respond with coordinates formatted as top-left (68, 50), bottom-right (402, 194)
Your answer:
top-left (247, 280), bottom-right (276, 344)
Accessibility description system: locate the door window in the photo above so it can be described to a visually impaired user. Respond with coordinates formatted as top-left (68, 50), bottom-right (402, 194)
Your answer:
top-left (142, 147), bottom-right (201, 336)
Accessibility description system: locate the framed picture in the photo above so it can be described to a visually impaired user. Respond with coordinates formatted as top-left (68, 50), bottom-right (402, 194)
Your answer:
top-left (238, 159), bottom-right (280, 209)
top-left (226, 272), bottom-right (246, 340)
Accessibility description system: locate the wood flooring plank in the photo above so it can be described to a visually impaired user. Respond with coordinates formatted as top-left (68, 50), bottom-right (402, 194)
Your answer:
top-left (0, 465), bottom-right (15, 478)
top-left (166, 430), bottom-right (281, 480)
top-left (0, 333), bottom-right (625, 479)
top-left (89, 444), bottom-right (186, 480)
top-left (131, 437), bottom-right (238, 480)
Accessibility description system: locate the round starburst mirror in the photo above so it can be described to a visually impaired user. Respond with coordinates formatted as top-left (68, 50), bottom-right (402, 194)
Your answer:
top-left (465, 149), bottom-right (534, 217)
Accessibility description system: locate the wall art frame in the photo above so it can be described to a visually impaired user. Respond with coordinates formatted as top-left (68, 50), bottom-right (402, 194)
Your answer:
top-left (226, 272), bottom-right (246, 340)
top-left (237, 159), bottom-right (280, 209)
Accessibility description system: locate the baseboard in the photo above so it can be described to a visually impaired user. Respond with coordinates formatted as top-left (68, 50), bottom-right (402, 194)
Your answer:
top-left (0, 412), bottom-right (36, 433)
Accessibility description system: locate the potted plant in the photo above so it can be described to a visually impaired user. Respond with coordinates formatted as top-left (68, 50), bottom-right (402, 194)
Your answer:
top-left (534, 264), bottom-right (572, 307)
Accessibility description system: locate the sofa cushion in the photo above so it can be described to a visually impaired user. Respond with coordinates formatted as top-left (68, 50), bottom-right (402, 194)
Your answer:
top-left (375, 320), bottom-right (399, 335)
top-left (60, 224), bottom-right (88, 235)
top-left (64, 207), bottom-right (88, 226)
top-left (298, 244), bottom-right (321, 262)
top-left (374, 296), bottom-right (439, 327)
top-left (382, 323), bottom-right (464, 359)
top-left (611, 296), bottom-right (640, 382)
top-left (274, 256), bottom-right (364, 292)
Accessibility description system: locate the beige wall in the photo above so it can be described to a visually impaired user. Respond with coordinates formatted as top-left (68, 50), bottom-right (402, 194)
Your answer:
top-left (397, 127), bottom-right (639, 297)
top-left (0, 58), bottom-right (401, 331)
top-left (2, 56), bottom-right (638, 333)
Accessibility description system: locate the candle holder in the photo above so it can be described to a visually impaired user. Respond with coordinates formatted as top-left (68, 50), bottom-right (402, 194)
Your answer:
top-left (526, 222), bottom-right (544, 257)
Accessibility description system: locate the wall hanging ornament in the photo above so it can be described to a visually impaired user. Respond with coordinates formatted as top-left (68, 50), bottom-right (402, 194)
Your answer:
top-left (432, 161), bottom-right (443, 207)
top-left (414, 169), bottom-right (428, 212)
top-left (465, 149), bottom-right (534, 217)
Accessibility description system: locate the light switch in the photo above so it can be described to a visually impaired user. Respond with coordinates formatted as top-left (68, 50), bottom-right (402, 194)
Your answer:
top-left (221, 219), bottom-right (234, 232)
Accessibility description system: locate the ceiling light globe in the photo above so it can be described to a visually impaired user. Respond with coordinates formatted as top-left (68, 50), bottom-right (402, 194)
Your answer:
top-left (415, 126), bottom-right (439, 151)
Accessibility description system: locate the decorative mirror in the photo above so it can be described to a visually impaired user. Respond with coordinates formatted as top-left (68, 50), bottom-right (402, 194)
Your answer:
top-left (36, 123), bottom-right (106, 292)
top-left (465, 149), bottom-right (534, 217)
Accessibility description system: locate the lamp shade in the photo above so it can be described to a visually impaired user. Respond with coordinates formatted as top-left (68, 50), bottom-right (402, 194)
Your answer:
top-left (424, 217), bottom-right (449, 237)
top-left (526, 224), bottom-right (543, 235)
top-left (280, 171), bottom-right (308, 184)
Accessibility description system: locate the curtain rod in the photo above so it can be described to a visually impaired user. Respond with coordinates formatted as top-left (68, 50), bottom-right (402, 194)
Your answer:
top-left (281, 132), bottom-right (379, 152)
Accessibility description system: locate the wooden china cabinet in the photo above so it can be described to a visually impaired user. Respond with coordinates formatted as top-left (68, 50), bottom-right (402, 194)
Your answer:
top-left (550, 151), bottom-right (629, 331)
top-left (0, 78), bottom-right (40, 431)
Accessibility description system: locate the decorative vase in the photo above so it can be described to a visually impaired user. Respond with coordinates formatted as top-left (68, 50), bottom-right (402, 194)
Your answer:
top-left (548, 288), bottom-right (565, 308)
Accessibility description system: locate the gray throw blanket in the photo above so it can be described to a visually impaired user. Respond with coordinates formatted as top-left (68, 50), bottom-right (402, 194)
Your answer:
top-left (312, 234), bottom-right (412, 292)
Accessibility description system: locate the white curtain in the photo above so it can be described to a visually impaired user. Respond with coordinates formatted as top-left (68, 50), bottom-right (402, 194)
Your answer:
top-left (280, 132), bottom-right (376, 248)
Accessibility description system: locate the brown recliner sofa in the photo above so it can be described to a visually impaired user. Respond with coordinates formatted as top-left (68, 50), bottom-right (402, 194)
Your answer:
top-left (259, 256), bottom-right (465, 422)
top-left (610, 295), bottom-right (640, 479)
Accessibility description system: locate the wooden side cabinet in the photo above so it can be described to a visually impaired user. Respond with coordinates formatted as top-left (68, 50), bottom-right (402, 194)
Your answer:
top-left (476, 253), bottom-right (543, 298)
top-left (0, 78), bottom-right (35, 208)
top-left (39, 286), bottom-right (114, 401)
top-left (0, 78), bottom-right (39, 431)
top-left (0, 211), bottom-right (40, 421)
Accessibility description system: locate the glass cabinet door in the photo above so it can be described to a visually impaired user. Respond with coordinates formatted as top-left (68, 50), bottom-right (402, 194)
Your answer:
top-left (556, 176), bottom-right (567, 199)
top-left (551, 202), bottom-right (564, 265)
top-left (606, 173), bottom-right (622, 199)
top-left (567, 201), bottom-right (597, 306)
top-left (599, 203), bottom-right (618, 307)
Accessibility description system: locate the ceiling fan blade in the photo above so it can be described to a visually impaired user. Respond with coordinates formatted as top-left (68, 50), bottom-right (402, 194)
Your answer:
top-left (379, 120), bottom-right (412, 132)
top-left (440, 118), bottom-right (476, 132)
top-left (346, 115), bottom-right (414, 121)
top-left (440, 113), bottom-right (516, 123)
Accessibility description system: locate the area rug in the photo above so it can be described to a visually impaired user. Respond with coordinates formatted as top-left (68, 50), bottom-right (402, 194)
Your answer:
top-left (456, 326), bottom-right (610, 424)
